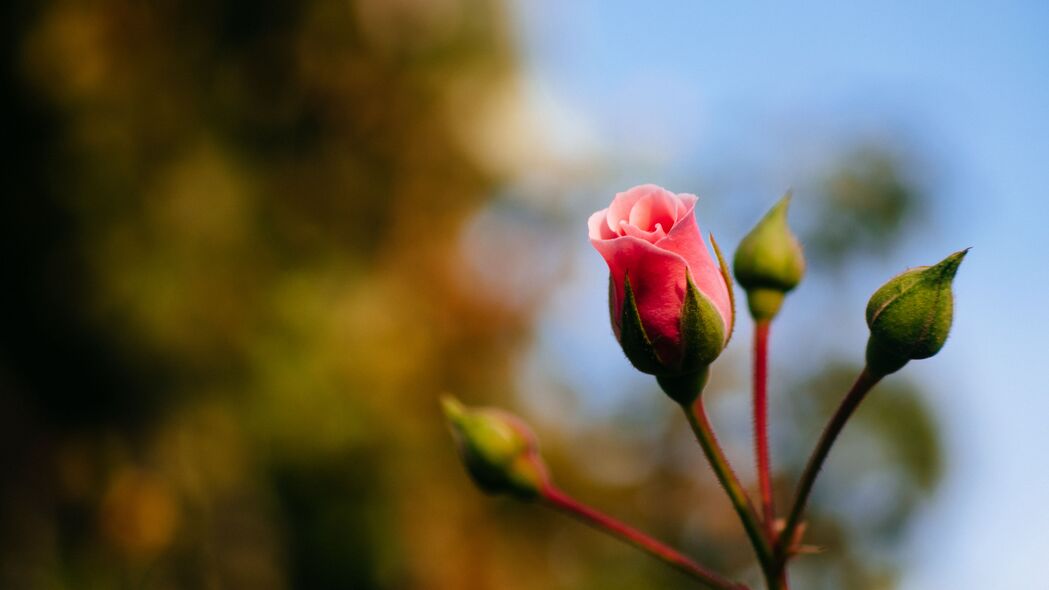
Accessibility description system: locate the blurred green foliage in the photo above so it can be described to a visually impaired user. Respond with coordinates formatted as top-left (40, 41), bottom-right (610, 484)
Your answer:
top-left (776, 365), bottom-right (942, 590)
top-left (2, 1), bottom-right (941, 589)
top-left (805, 147), bottom-right (924, 268)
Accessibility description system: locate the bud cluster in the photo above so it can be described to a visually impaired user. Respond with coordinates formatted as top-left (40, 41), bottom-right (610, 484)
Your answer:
top-left (441, 184), bottom-right (968, 590)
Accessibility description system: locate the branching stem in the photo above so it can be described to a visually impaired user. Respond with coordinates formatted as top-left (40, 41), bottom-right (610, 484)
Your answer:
top-left (776, 368), bottom-right (882, 564)
top-left (542, 486), bottom-right (748, 590)
top-left (682, 398), bottom-right (774, 572)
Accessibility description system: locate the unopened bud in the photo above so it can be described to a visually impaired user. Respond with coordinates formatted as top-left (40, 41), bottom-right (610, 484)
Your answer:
top-left (865, 249), bottom-right (968, 377)
top-left (441, 396), bottom-right (550, 500)
top-left (733, 193), bottom-right (806, 320)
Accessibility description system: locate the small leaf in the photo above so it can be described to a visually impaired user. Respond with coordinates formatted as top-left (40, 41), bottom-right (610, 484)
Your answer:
top-left (618, 275), bottom-right (665, 375)
top-left (710, 233), bottom-right (735, 344)
top-left (678, 271), bottom-right (726, 374)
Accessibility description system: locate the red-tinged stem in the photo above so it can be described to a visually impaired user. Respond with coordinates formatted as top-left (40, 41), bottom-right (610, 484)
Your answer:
top-left (775, 368), bottom-right (883, 565)
top-left (753, 320), bottom-right (775, 541)
top-left (682, 399), bottom-right (774, 573)
top-left (542, 486), bottom-right (748, 590)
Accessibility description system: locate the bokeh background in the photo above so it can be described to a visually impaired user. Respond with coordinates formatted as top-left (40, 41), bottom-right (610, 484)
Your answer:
top-left (4, 1), bottom-right (1047, 589)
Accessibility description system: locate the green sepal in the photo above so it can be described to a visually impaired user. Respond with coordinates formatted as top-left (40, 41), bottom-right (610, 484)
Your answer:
top-left (678, 272), bottom-right (727, 374)
top-left (710, 233), bottom-right (736, 344)
top-left (617, 275), bottom-right (666, 375)
top-left (865, 249), bottom-right (967, 377)
top-left (865, 268), bottom-right (926, 326)
top-left (617, 272), bottom-right (726, 404)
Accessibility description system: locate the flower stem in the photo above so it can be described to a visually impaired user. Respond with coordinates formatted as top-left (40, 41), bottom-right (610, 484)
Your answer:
top-left (682, 398), bottom-right (774, 572)
top-left (542, 486), bottom-right (748, 590)
top-left (776, 367), bottom-right (882, 562)
top-left (752, 320), bottom-right (775, 540)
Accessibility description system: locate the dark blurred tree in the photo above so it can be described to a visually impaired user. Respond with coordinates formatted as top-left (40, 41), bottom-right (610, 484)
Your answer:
top-left (3, 0), bottom-right (552, 588)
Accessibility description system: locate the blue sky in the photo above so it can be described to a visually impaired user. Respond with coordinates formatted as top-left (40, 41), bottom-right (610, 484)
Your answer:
top-left (507, 1), bottom-right (1049, 586)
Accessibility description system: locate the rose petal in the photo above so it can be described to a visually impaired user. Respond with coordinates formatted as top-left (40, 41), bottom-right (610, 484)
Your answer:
top-left (628, 189), bottom-right (678, 234)
top-left (588, 208), bottom-right (617, 240)
top-left (606, 184), bottom-right (662, 235)
top-left (656, 200), bottom-right (732, 336)
top-left (619, 219), bottom-right (667, 243)
top-left (674, 193), bottom-right (698, 215)
top-left (591, 234), bottom-right (690, 362)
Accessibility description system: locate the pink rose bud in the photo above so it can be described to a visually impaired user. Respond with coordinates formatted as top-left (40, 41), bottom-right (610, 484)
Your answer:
top-left (589, 185), bottom-right (734, 403)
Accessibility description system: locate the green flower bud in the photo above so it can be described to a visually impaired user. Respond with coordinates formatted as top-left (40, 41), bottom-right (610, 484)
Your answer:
top-left (733, 193), bottom-right (806, 320)
top-left (865, 249), bottom-right (968, 377)
top-left (441, 396), bottom-right (550, 500)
